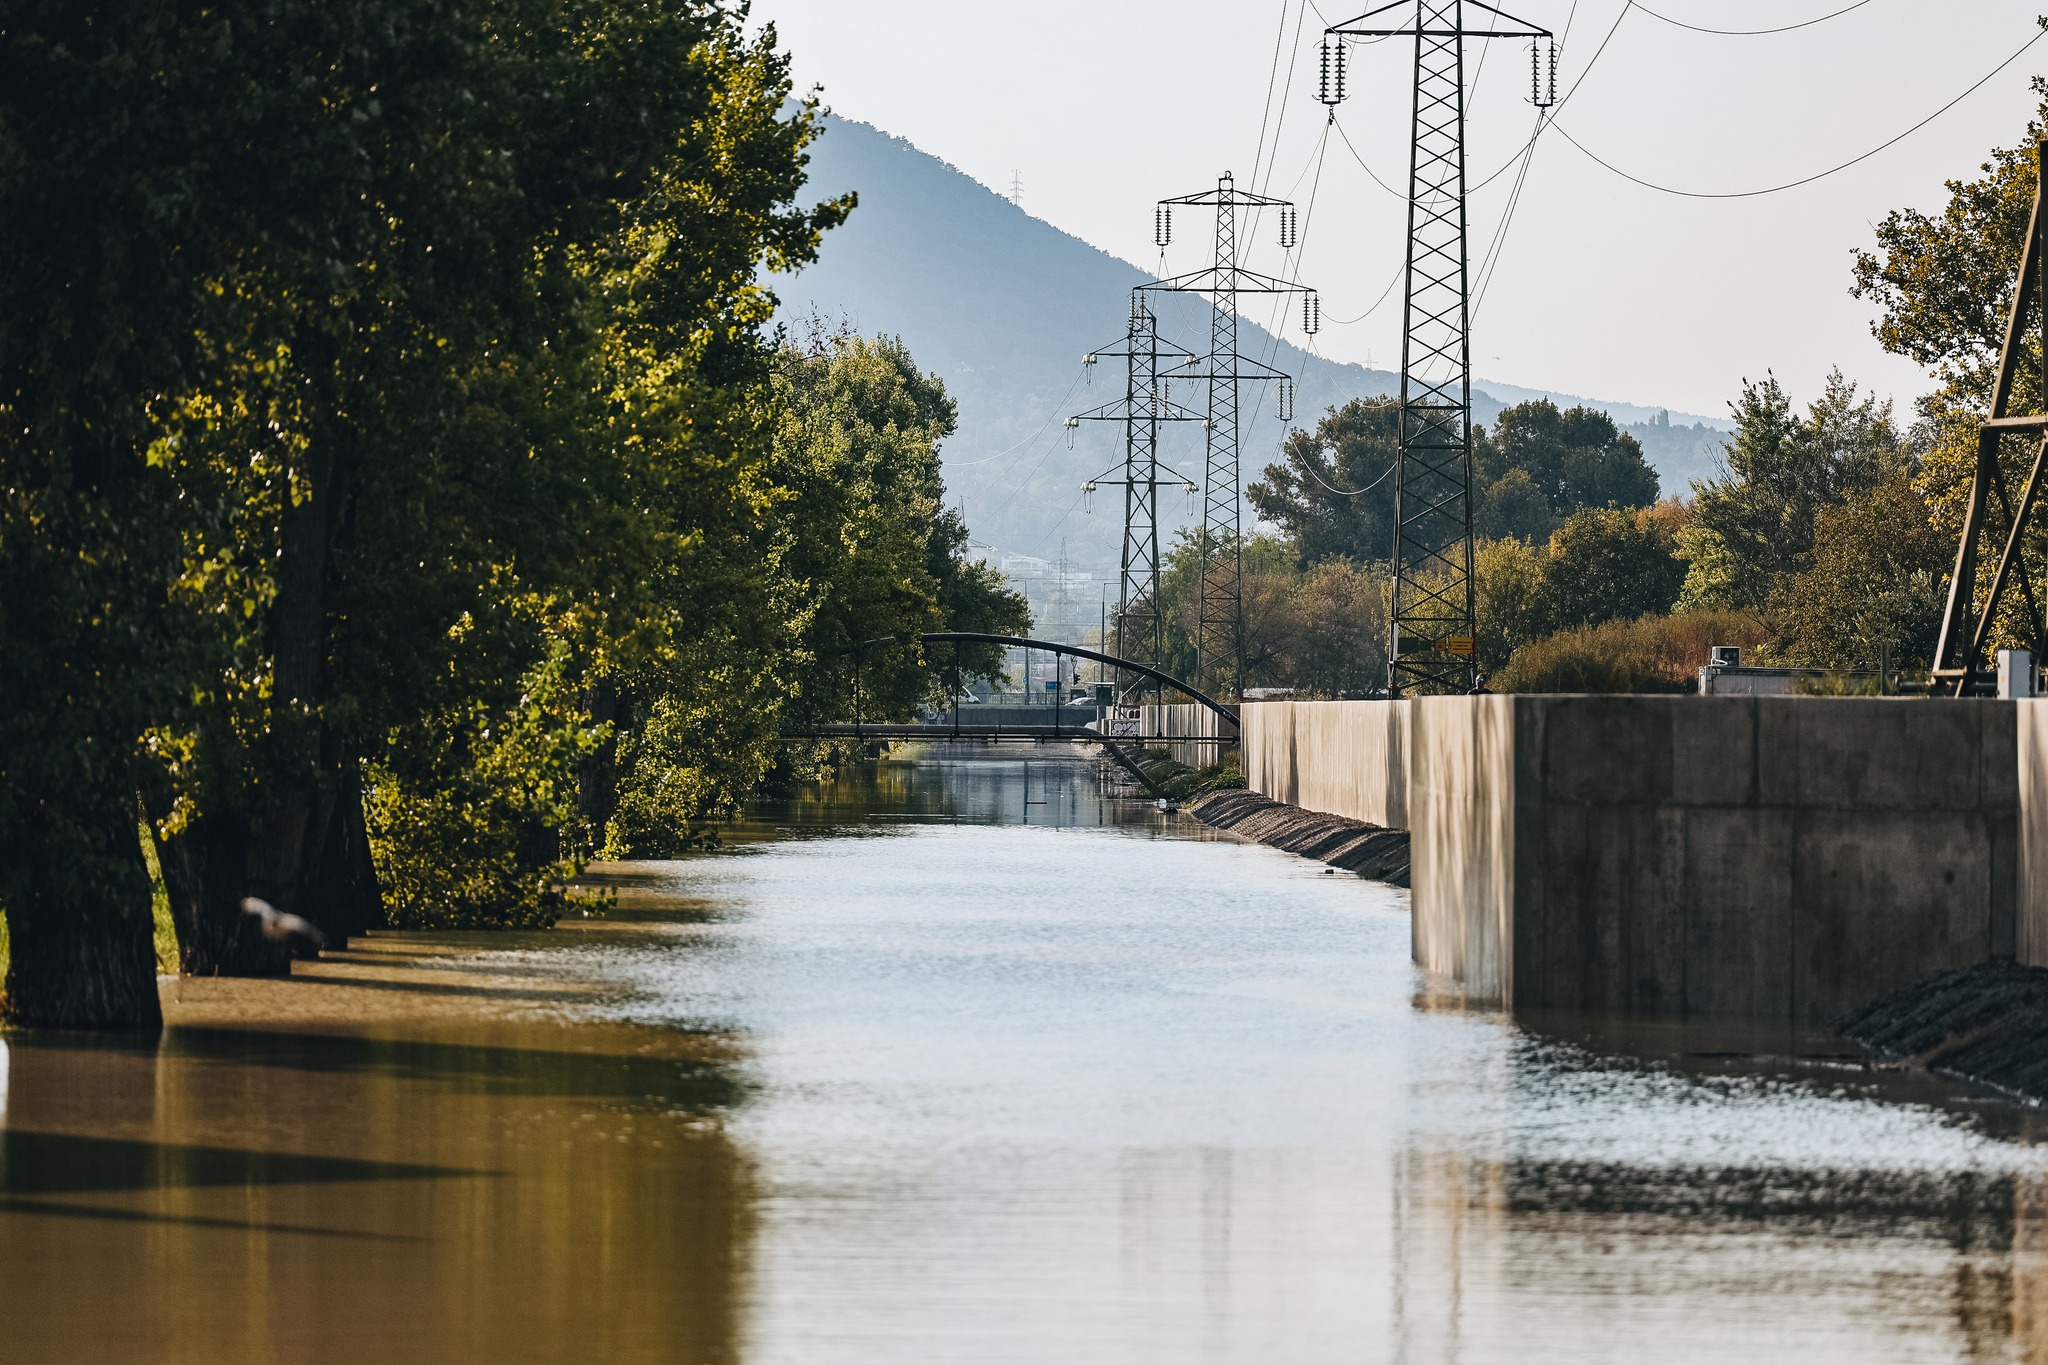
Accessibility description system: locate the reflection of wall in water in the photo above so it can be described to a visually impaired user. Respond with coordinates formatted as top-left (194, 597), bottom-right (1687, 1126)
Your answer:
top-left (1387, 1043), bottom-right (2048, 1363)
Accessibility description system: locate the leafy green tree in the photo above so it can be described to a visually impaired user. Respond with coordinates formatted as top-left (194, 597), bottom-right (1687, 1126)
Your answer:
top-left (586, 329), bottom-right (1027, 858)
top-left (0, 0), bottom-right (852, 1016)
top-left (1536, 507), bottom-right (1687, 635)
top-left (1773, 466), bottom-right (1948, 669)
top-left (1157, 533), bottom-right (1390, 696)
top-left (1474, 537), bottom-right (1546, 673)
top-left (1264, 558), bottom-right (1391, 695)
top-left (1249, 396), bottom-right (1660, 565)
top-left (1850, 85), bottom-right (2048, 651)
top-left (1476, 400), bottom-right (1660, 539)
top-left (1248, 398), bottom-right (1399, 565)
top-left (1677, 370), bottom-right (1905, 611)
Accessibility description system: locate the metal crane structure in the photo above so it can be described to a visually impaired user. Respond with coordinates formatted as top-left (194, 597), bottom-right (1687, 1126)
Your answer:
top-left (1931, 138), bottom-right (2048, 696)
top-left (1067, 293), bottom-right (1201, 691)
top-left (1147, 173), bottom-right (1320, 696)
top-left (1321, 1), bottom-right (1554, 694)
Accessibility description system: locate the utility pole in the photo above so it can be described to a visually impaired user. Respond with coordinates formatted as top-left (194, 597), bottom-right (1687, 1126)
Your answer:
top-left (1145, 175), bottom-right (1317, 698)
top-left (1069, 293), bottom-right (1201, 696)
top-left (1322, 1), bottom-right (1553, 695)
top-left (1931, 137), bottom-right (2048, 695)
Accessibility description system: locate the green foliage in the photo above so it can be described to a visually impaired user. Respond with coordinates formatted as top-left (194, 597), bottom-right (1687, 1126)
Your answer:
top-left (1492, 611), bottom-right (1775, 694)
top-left (1156, 533), bottom-right (1390, 695)
top-left (1535, 506), bottom-right (1687, 636)
top-left (769, 329), bottom-right (1026, 723)
top-left (1852, 87), bottom-right (2048, 654)
top-left (1476, 401), bottom-right (1661, 540)
top-left (1473, 537), bottom-right (1546, 673)
top-left (586, 328), bottom-right (1029, 859)
top-left (368, 635), bottom-right (603, 929)
top-left (0, 0), bottom-right (876, 999)
top-left (1248, 399), bottom-right (1400, 565)
top-left (1249, 397), bottom-right (1661, 564)
top-left (1678, 370), bottom-right (1906, 612)
top-left (1772, 466), bottom-right (1948, 670)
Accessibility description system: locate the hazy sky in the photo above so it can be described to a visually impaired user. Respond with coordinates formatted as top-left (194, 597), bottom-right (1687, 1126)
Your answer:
top-left (748, 0), bottom-right (2045, 422)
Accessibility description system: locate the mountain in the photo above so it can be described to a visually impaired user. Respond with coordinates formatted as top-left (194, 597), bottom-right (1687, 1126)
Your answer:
top-left (778, 116), bottom-right (1729, 607)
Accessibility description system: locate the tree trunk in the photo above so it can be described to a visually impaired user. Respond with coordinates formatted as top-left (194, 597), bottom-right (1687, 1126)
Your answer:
top-left (3, 794), bottom-right (163, 1030)
top-left (157, 740), bottom-right (386, 974)
top-left (157, 811), bottom-right (292, 976)
top-left (298, 755), bottom-right (385, 943)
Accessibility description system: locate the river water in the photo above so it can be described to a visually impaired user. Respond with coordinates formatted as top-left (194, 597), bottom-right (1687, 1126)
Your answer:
top-left (8, 748), bottom-right (2048, 1363)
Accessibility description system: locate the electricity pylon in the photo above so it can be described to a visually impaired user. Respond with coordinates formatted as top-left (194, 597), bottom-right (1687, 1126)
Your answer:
top-left (1068, 293), bottom-right (1201, 692)
top-left (1147, 174), bottom-right (1319, 697)
top-left (1322, 1), bottom-right (1553, 694)
top-left (1932, 137), bottom-right (2048, 695)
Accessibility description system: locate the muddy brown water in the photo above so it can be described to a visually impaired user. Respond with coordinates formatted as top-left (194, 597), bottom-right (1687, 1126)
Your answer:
top-left (8, 748), bottom-right (2048, 1363)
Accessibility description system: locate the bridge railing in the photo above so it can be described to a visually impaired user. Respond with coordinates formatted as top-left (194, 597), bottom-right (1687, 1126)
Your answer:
top-left (817, 632), bottom-right (1238, 748)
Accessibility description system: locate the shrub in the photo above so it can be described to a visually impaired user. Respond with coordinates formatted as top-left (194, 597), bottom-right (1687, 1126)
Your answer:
top-left (1492, 610), bottom-right (1774, 694)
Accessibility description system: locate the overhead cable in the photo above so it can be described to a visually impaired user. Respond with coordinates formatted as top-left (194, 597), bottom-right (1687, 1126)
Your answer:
top-left (949, 364), bottom-right (1091, 466)
top-left (1552, 21), bottom-right (2048, 200)
top-left (1626, 0), bottom-right (1875, 37)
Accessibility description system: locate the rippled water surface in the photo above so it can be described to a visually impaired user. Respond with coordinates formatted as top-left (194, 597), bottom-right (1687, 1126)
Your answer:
top-left (9, 749), bottom-right (2048, 1363)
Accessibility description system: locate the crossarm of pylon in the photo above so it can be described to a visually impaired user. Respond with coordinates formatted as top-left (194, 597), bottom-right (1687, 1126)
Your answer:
top-left (1328, 0), bottom-right (1548, 38)
top-left (1143, 266), bottom-right (1315, 297)
top-left (1069, 398), bottom-right (1205, 424)
top-left (1160, 355), bottom-right (1294, 383)
top-left (1157, 187), bottom-right (1296, 209)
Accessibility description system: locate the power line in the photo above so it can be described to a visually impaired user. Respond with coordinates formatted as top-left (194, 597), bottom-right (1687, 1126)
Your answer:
top-left (950, 365), bottom-right (1092, 468)
top-left (1471, 110), bottom-right (1547, 324)
top-left (1626, 0), bottom-right (1875, 37)
top-left (1300, 454), bottom-right (1396, 498)
top-left (1249, 0), bottom-right (1294, 192)
top-left (1467, 0), bottom-right (1622, 194)
top-left (1553, 20), bottom-right (2048, 200)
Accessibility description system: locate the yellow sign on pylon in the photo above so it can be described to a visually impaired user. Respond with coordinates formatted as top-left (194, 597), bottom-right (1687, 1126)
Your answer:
top-left (1443, 636), bottom-right (1475, 656)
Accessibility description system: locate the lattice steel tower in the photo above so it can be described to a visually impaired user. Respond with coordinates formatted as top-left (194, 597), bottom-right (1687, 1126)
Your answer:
top-left (1147, 175), bottom-right (1319, 696)
top-left (1069, 294), bottom-right (1200, 689)
top-left (1323, 2), bottom-right (1553, 694)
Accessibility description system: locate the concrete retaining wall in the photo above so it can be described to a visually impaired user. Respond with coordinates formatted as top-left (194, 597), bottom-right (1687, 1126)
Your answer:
top-left (2020, 700), bottom-right (2048, 967)
top-left (1245, 694), bottom-right (2023, 1026)
top-left (1141, 703), bottom-right (1229, 768)
top-left (1239, 700), bottom-right (1410, 829)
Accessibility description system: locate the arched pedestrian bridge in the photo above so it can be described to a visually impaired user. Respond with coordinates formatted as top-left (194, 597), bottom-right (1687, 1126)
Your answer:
top-left (798, 632), bottom-right (1236, 746)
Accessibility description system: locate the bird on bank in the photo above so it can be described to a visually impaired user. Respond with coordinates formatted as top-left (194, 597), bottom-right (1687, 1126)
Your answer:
top-left (240, 898), bottom-right (327, 954)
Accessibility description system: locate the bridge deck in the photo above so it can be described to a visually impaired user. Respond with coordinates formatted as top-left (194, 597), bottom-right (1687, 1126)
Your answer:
top-left (791, 723), bottom-right (1229, 743)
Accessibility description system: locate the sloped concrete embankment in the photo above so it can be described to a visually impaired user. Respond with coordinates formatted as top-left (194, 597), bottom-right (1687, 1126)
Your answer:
top-left (1840, 960), bottom-right (2048, 1105)
top-left (1190, 789), bottom-right (1410, 886)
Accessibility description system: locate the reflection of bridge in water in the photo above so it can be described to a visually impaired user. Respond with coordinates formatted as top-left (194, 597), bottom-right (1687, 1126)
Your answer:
top-left (798, 632), bottom-right (1238, 749)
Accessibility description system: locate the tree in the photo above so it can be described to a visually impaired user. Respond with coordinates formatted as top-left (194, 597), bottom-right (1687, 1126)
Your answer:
top-left (1476, 400), bottom-right (1660, 539)
top-left (0, 1), bottom-right (853, 1017)
top-left (1474, 537), bottom-right (1545, 673)
top-left (1267, 559), bottom-right (1391, 694)
top-left (1153, 532), bottom-right (1390, 695)
top-left (1249, 396), bottom-right (1661, 565)
top-left (1677, 370), bottom-right (1906, 611)
top-left (1248, 398), bottom-right (1399, 565)
top-left (1536, 507), bottom-right (1687, 635)
top-left (583, 329), bottom-right (1028, 859)
top-left (1773, 466), bottom-right (1948, 670)
top-left (1850, 85), bottom-right (2048, 651)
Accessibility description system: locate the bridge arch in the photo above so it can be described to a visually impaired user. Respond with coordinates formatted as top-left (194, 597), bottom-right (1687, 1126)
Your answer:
top-left (915, 632), bottom-right (1237, 730)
